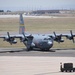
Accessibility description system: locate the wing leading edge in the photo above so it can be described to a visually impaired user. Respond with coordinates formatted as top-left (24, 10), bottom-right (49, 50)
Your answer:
top-left (48, 30), bottom-right (75, 43)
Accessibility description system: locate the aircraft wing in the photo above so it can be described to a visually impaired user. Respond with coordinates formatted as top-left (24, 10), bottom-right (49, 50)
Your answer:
top-left (47, 30), bottom-right (75, 43)
top-left (0, 32), bottom-right (33, 44)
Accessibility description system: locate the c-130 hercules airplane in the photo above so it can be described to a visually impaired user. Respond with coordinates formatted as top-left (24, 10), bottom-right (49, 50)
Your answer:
top-left (0, 14), bottom-right (75, 51)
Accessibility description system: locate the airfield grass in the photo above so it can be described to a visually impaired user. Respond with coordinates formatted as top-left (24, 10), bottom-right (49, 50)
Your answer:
top-left (0, 17), bottom-right (75, 49)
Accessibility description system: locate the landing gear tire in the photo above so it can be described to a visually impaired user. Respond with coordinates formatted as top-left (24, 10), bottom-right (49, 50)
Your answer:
top-left (27, 47), bottom-right (33, 51)
top-left (69, 70), bottom-right (71, 72)
top-left (65, 70), bottom-right (67, 72)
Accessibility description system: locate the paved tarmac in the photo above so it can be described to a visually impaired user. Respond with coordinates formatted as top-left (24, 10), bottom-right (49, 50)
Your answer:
top-left (0, 48), bottom-right (75, 57)
top-left (0, 56), bottom-right (75, 75)
top-left (0, 48), bottom-right (75, 75)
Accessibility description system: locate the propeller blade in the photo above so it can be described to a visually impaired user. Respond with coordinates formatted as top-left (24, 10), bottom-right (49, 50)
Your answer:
top-left (7, 32), bottom-right (10, 38)
top-left (73, 38), bottom-right (74, 43)
top-left (7, 32), bottom-right (15, 44)
top-left (70, 30), bottom-right (73, 36)
top-left (53, 32), bottom-right (56, 37)
top-left (23, 32), bottom-right (25, 38)
top-left (22, 32), bottom-right (28, 41)
top-left (70, 30), bottom-right (74, 43)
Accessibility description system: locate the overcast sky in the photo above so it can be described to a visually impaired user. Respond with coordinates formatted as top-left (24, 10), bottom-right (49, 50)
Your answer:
top-left (0, 0), bottom-right (75, 11)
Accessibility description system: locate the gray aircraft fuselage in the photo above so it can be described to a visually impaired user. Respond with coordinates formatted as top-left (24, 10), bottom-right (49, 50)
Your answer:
top-left (23, 34), bottom-right (53, 50)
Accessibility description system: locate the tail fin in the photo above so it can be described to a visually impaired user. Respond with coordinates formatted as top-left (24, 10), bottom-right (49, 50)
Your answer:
top-left (19, 14), bottom-right (25, 34)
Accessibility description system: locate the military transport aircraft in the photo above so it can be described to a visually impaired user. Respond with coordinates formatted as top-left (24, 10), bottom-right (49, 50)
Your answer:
top-left (0, 14), bottom-right (75, 51)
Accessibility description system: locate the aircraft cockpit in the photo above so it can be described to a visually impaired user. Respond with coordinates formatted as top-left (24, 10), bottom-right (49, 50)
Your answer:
top-left (44, 37), bottom-right (52, 40)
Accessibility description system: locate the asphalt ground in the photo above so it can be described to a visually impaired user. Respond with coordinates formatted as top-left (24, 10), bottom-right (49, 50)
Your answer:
top-left (0, 48), bottom-right (75, 57)
top-left (0, 56), bottom-right (75, 75)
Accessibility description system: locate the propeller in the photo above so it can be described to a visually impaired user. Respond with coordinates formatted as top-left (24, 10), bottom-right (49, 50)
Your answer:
top-left (53, 32), bottom-right (62, 40)
top-left (7, 32), bottom-right (14, 41)
top-left (20, 32), bottom-right (28, 42)
top-left (70, 30), bottom-right (74, 43)
top-left (53, 32), bottom-right (57, 37)
top-left (3, 32), bottom-right (16, 45)
top-left (22, 32), bottom-right (28, 41)
top-left (7, 32), bottom-right (15, 44)
top-left (53, 31), bottom-right (63, 43)
top-left (66, 30), bottom-right (74, 43)
top-left (3, 32), bottom-right (10, 41)
top-left (7, 32), bottom-right (10, 38)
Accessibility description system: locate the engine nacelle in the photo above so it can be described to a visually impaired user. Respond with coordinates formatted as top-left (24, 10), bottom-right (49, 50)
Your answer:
top-left (4, 37), bottom-right (17, 44)
top-left (66, 35), bottom-right (71, 39)
top-left (59, 39), bottom-right (64, 42)
top-left (55, 39), bottom-right (64, 43)
top-left (11, 40), bottom-right (17, 44)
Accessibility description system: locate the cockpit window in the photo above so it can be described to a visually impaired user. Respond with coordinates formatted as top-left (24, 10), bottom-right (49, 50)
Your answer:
top-left (44, 38), bottom-right (51, 40)
top-left (48, 38), bottom-right (51, 40)
top-left (44, 38), bottom-right (47, 40)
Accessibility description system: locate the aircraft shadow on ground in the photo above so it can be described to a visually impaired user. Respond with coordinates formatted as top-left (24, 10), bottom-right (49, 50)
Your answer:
top-left (0, 48), bottom-right (55, 53)
top-left (0, 48), bottom-right (25, 53)
top-left (0, 48), bottom-right (75, 53)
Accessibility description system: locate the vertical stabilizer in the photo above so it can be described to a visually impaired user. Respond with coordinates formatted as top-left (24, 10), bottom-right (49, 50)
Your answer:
top-left (19, 14), bottom-right (25, 34)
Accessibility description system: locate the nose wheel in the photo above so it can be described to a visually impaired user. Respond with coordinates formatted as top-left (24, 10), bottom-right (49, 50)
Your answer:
top-left (26, 47), bottom-right (33, 51)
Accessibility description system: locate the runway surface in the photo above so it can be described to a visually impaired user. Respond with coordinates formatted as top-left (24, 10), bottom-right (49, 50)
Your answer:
top-left (0, 48), bottom-right (75, 75)
top-left (0, 48), bottom-right (75, 57)
top-left (0, 56), bottom-right (75, 75)
top-left (0, 15), bottom-right (75, 18)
